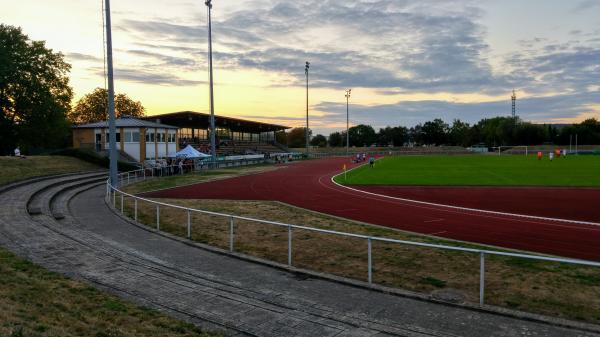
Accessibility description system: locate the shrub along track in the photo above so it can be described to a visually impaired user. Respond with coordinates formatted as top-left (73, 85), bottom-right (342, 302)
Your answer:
top-left (1, 172), bottom-right (599, 336)
top-left (143, 157), bottom-right (600, 261)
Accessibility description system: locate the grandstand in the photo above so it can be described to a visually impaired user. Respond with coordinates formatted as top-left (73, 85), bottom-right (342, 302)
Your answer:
top-left (143, 111), bottom-right (290, 156)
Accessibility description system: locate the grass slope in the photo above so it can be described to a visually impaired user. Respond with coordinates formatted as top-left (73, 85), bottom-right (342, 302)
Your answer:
top-left (0, 250), bottom-right (220, 337)
top-left (336, 155), bottom-right (600, 187)
top-left (0, 156), bottom-right (99, 186)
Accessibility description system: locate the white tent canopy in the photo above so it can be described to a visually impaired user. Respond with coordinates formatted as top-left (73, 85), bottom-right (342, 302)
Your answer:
top-left (170, 145), bottom-right (211, 159)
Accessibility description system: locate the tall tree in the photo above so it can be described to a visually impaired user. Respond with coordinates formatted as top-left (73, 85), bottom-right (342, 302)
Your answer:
top-left (421, 119), bottom-right (449, 145)
top-left (68, 88), bottom-right (145, 124)
top-left (377, 126), bottom-right (407, 147)
top-left (310, 134), bottom-right (327, 147)
top-left (287, 127), bottom-right (311, 148)
top-left (328, 131), bottom-right (343, 147)
top-left (0, 24), bottom-right (73, 154)
top-left (448, 119), bottom-right (470, 146)
top-left (349, 124), bottom-right (377, 147)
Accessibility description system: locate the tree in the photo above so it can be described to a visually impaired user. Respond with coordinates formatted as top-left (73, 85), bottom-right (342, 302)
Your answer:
top-left (377, 126), bottom-right (407, 147)
top-left (448, 119), bottom-right (471, 146)
top-left (0, 24), bottom-right (73, 154)
top-left (68, 88), bottom-right (145, 124)
top-left (286, 127), bottom-right (311, 148)
top-left (328, 132), bottom-right (343, 147)
top-left (310, 134), bottom-right (327, 147)
top-left (275, 131), bottom-right (287, 145)
top-left (421, 118), bottom-right (449, 145)
top-left (349, 124), bottom-right (377, 147)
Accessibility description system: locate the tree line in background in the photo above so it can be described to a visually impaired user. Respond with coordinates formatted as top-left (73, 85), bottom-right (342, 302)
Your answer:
top-left (282, 117), bottom-right (600, 149)
top-left (2, 24), bottom-right (600, 155)
top-left (1, 24), bottom-right (144, 155)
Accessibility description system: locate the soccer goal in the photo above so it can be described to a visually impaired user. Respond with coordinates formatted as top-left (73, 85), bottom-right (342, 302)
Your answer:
top-left (493, 145), bottom-right (530, 156)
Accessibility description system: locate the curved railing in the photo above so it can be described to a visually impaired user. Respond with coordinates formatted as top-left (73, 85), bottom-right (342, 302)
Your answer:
top-left (106, 162), bottom-right (600, 309)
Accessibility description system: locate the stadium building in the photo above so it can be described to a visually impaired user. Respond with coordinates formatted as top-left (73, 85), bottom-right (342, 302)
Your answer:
top-left (72, 111), bottom-right (290, 162)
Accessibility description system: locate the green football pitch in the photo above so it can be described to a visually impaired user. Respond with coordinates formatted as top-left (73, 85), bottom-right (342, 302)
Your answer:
top-left (335, 155), bottom-right (600, 187)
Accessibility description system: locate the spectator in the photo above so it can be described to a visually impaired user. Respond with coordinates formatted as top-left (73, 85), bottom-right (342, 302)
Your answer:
top-left (14, 147), bottom-right (21, 157)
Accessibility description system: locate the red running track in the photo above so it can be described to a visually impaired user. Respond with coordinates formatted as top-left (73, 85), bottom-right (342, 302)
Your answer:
top-left (143, 157), bottom-right (600, 261)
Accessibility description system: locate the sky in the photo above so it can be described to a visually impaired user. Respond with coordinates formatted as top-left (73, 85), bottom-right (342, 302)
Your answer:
top-left (1, 0), bottom-right (599, 135)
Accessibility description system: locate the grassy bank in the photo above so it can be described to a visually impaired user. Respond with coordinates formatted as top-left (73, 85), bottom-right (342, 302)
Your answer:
top-left (335, 155), bottom-right (600, 187)
top-left (0, 249), bottom-right (222, 337)
top-left (0, 156), bottom-right (99, 186)
top-left (120, 169), bottom-right (600, 325)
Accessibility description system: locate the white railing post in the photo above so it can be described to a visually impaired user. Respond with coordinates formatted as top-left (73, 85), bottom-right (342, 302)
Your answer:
top-left (288, 225), bottom-right (293, 267)
top-left (120, 193), bottom-right (124, 213)
top-left (127, 172), bottom-right (130, 185)
top-left (480, 252), bottom-right (485, 306)
top-left (156, 205), bottom-right (160, 230)
top-left (187, 210), bottom-right (191, 239)
top-left (368, 237), bottom-right (373, 285)
top-left (143, 168), bottom-right (146, 180)
top-left (134, 199), bottom-right (138, 222)
top-left (229, 217), bottom-right (234, 252)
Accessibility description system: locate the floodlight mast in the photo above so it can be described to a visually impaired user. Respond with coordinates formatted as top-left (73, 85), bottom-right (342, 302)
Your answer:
top-left (104, 0), bottom-right (117, 186)
top-left (206, 0), bottom-right (216, 166)
top-left (305, 61), bottom-right (310, 156)
top-left (345, 89), bottom-right (351, 155)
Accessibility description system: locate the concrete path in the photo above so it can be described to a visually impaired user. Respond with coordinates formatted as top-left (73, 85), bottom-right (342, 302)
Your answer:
top-left (0, 174), bottom-right (598, 337)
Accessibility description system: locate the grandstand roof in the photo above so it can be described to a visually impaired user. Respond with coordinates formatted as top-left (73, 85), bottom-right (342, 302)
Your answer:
top-left (142, 111), bottom-right (289, 133)
top-left (72, 116), bottom-right (178, 129)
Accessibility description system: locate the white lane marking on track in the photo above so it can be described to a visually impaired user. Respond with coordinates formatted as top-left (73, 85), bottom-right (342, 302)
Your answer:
top-left (328, 167), bottom-right (600, 228)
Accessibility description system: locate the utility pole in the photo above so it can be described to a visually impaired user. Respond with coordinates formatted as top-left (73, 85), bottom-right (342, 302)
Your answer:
top-left (345, 89), bottom-right (351, 155)
top-left (206, 0), bottom-right (216, 167)
top-left (305, 61), bottom-right (310, 156)
top-left (104, 0), bottom-right (117, 186)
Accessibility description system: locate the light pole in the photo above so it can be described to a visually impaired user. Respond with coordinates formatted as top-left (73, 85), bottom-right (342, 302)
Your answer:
top-left (206, 0), bottom-right (216, 167)
top-left (305, 61), bottom-right (310, 156)
top-left (345, 89), bottom-right (351, 155)
top-left (104, 0), bottom-right (117, 186)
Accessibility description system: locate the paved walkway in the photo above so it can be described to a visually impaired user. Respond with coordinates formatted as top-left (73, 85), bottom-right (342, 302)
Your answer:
top-left (0, 174), bottom-right (598, 337)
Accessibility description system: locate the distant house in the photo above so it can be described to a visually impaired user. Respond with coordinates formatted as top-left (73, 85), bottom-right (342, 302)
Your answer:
top-left (71, 116), bottom-right (179, 162)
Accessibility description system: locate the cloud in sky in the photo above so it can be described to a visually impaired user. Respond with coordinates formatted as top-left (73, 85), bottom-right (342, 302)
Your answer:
top-left (312, 92), bottom-right (600, 133)
top-left (6, 0), bottom-right (598, 133)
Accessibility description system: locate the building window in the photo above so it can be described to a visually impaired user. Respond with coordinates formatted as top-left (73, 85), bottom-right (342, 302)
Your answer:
top-left (145, 132), bottom-right (155, 142)
top-left (106, 132), bottom-right (120, 142)
top-left (125, 131), bottom-right (140, 143)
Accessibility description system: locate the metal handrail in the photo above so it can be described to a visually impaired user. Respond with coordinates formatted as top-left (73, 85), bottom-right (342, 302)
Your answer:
top-left (106, 163), bottom-right (600, 307)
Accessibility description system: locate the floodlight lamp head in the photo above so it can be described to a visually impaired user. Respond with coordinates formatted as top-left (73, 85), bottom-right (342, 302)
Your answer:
top-left (205, 0), bottom-right (212, 9)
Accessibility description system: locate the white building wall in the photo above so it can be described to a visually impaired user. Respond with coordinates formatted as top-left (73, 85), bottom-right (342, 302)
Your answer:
top-left (124, 143), bottom-right (140, 161)
top-left (146, 144), bottom-right (156, 160)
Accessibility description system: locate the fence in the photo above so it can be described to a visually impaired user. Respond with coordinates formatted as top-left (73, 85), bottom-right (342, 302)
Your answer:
top-left (106, 164), bottom-right (600, 308)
